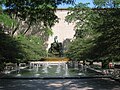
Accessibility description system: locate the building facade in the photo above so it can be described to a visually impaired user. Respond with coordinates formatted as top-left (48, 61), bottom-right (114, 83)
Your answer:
top-left (47, 9), bottom-right (75, 50)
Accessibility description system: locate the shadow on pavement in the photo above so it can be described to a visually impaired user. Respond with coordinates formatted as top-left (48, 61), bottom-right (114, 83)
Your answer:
top-left (0, 78), bottom-right (120, 90)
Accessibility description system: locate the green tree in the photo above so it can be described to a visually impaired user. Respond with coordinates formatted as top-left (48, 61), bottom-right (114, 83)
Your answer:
top-left (66, 2), bottom-right (120, 69)
top-left (0, 30), bottom-right (26, 71)
top-left (93, 0), bottom-right (120, 8)
top-left (92, 0), bottom-right (120, 68)
top-left (2, 0), bottom-right (75, 36)
top-left (0, 3), bottom-right (16, 28)
top-left (93, 9), bottom-right (120, 61)
top-left (16, 35), bottom-right (47, 60)
top-left (65, 3), bottom-right (100, 62)
top-left (0, 3), bottom-right (24, 71)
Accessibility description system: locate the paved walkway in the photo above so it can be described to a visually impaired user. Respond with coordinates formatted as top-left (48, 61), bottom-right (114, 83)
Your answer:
top-left (0, 78), bottom-right (120, 90)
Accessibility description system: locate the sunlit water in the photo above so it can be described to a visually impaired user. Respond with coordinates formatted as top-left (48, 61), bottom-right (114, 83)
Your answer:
top-left (3, 63), bottom-right (102, 78)
top-left (9, 65), bottom-right (77, 77)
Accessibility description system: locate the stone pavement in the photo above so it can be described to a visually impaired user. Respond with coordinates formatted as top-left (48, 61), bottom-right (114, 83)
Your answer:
top-left (0, 78), bottom-right (120, 90)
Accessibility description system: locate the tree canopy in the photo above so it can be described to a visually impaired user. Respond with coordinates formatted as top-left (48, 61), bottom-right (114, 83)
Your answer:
top-left (65, 2), bottom-right (120, 68)
top-left (93, 0), bottom-right (120, 8)
top-left (65, 3), bottom-right (101, 61)
top-left (1, 0), bottom-right (75, 36)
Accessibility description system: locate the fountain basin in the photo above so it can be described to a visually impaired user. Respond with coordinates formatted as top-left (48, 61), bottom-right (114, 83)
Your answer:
top-left (1, 58), bottom-right (103, 78)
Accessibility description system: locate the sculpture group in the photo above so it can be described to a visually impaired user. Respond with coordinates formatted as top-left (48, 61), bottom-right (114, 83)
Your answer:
top-left (48, 36), bottom-right (63, 57)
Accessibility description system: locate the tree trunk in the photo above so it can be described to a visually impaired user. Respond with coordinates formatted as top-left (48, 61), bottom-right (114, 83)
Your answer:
top-left (11, 22), bottom-right (20, 36)
top-left (23, 21), bottom-right (32, 35)
top-left (11, 14), bottom-right (20, 37)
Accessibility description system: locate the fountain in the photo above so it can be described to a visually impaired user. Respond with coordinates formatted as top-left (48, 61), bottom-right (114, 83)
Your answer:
top-left (35, 64), bottom-right (40, 76)
top-left (2, 60), bottom-right (102, 78)
top-left (42, 63), bottom-right (48, 73)
top-left (56, 63), bottom-right (61, 73)
top-left (64, 64), bottom-right (69, 76)
top-left (21, 36), bottom-right (70, 77)
top-left (28, 60), bottom-right (69, 77)
top-left (2, 36), bottom-right (92, 78)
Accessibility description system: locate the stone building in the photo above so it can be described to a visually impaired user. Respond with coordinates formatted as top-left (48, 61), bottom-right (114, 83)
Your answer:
top-left (47, 9), bottom-right (75, 50)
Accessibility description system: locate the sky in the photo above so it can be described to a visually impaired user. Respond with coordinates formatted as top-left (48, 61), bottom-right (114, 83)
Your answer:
top-left (2, 0), bottom-right (95, 9)
top-left (58, 0), bottom-right (95, 8)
